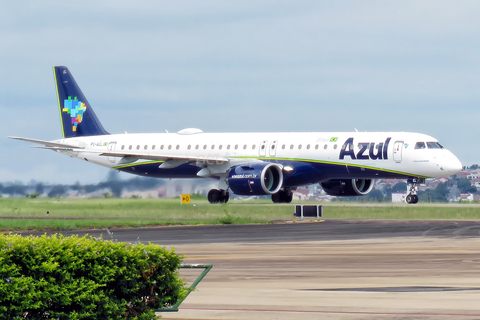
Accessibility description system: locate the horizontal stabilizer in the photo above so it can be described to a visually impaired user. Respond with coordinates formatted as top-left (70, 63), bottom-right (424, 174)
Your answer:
top-left (8, 136), bottom-right (85, 149)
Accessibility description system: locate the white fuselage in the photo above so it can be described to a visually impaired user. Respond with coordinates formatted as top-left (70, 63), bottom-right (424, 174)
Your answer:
top-left (55, 130), bottom-right (462, 182)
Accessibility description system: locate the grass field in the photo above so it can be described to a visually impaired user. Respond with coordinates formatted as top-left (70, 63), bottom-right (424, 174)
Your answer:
top-left (1, 198), bottom-right (480, 232)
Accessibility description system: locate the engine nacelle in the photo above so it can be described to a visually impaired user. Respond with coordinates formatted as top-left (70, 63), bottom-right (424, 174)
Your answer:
top-left (321, 179), bottom-right (374, 197)
top-left (227, 163), bottom-right (283, 195)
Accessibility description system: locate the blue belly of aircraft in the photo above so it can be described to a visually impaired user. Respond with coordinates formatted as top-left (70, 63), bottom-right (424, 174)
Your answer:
top-left (116, 160), bottom-right (414, 185)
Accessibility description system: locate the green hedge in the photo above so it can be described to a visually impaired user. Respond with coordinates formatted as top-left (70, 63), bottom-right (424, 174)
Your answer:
top-left (0, 234), bottom-right (185, 319)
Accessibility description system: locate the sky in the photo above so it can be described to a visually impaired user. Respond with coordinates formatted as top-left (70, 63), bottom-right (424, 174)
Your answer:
top-left (1, 1), bottom-right (480, 184)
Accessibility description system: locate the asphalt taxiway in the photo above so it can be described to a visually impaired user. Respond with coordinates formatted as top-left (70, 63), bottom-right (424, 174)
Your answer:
top-left (24, 220), bottom-right (480, 319)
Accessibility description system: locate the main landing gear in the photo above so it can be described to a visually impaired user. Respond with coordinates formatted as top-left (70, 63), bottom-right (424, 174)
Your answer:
top-left (271, 189), bottom-right (293, 203)
top-left (406, 178), bottom-right (424, 204)
top-left (207, 189), bottom-right (229, 204)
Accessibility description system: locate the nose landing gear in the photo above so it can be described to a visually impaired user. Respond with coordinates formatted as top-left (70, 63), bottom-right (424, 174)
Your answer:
top-left (406, 178), bottom-right (424, 204)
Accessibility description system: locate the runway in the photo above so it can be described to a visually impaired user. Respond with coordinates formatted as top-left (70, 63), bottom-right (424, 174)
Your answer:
top-left (25, 220), bottom-right (480, 319)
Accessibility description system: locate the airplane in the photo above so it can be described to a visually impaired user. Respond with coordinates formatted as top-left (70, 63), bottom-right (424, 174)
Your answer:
top-left (9, 66), bottom-right (463, 204)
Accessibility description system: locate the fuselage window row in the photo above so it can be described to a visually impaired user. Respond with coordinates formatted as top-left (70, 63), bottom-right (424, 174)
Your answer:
top-left (117, 142), bottom-right (335, 154)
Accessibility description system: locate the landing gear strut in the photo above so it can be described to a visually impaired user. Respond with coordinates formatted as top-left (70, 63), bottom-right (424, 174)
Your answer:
top-left (406, 178), bottom-right (424, 204)
top-left (207, 189), bottom-right (229, 204)
top-left (271, 189), bottom-right (293, 203)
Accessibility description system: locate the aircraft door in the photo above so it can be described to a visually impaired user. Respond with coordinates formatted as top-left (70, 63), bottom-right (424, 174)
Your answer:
top-left (107, 142), bottom-right (117, 163)
top-left (259, 140), bottom-right (268, 157)
top-left (269, 140), bottom-right (277, 157)
top-left (393, 141), bottom-right (403, 163)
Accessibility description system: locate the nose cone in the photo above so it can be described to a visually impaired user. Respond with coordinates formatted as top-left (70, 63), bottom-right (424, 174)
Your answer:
top-left (440, 152), bottom-right (462, 176)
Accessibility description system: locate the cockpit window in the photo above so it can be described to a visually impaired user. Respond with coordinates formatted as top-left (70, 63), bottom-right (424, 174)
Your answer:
top-left (415, 142), bottom-right (426, 149)
top-left (427, 142), bottom-right (443, 149)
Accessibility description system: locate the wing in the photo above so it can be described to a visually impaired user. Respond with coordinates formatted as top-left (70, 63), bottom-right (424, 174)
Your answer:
top-left (98, 150), bottom-right (229, 164)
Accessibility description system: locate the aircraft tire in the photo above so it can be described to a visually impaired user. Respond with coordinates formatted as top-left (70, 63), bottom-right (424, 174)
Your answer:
top-left (406, 194), bottom-right (413, 204)
top-left (272, 190), bottom-right (293, 203)
top-left (271, 192), bottom-right (282, 203)
top-left (222, 191), bottom-right (230, 203)
top-left (283, 192), bottom-right (293, 203)
top-left (412, 194), bottom-right (419, 204)
top-left (208, 189), bottom-right (221, 204)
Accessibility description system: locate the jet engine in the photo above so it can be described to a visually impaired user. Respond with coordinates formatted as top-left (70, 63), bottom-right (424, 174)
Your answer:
top-left (320, 179), bottom-right (374, 196)
top-left (227, 163), bottom-right (283, 195)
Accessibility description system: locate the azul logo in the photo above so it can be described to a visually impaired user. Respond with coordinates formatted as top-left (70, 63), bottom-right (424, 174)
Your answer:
top-left (62, 96), bottom-right (86, 132)
top-left (339, 137), bottom-right (391, 160)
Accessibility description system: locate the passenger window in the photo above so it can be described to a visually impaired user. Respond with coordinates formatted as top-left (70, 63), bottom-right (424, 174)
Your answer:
top-left (168, 145), bottom-right (172, 150)
top-left (235, 144), bottom-right (238, 150)
top-left (144, 145), bottom-right (148, 150)
top-left (203, 145), bottom-right (207, 150)
top-left (252, 145), bottom-right (256, 149)
top-left (129, 145), bottom-right (132, 150)
top-left (243, 145), bottom-right (247, 149)
top-left (282, 144), bottom-right (286, 149)
top-left (152, 145), bottom-right (156, 150)
top-left (227, 145), bottom-right (230, 150)
top-left (121, 145), bottom-right (125, 150)
top-left (195, 145), bottom-right (199, 150)
top-left (137, 145), bottom-right (140, 150)
top-left (187, 145), bottom-right (191, 150)
top-left (324, 144), bottom-right (327, 149)
top-left (211, 145), bottom-right (215, 150)
top-left (334, 144), bottom-right (337, 150)
top-left (160, 145), bottom-right (164, 150)
top-left (219, 145), bottom-right (223, 150)
top-left (298, 144), bottom-right (302, 150)
top-left (307, 144), bottom-right (310, 150)
top-left (415, 142), bottom-right (426, 149)
top-left (176, 145), bottom-right (180, 150)
top-left (290, 144), bottom-right (294, 150)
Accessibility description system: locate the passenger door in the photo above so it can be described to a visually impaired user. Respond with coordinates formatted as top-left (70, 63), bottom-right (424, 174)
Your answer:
top-left (393, 141), bottom-right (403, 163)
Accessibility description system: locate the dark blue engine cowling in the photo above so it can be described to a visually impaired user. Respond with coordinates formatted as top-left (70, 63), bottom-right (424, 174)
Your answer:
top-left (227, 163), bottom-right (283, 195)
top-left (320, 179), bottom-right (374, 196)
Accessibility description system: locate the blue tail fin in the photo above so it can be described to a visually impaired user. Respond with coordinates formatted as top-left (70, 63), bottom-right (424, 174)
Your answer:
top-left (53, 66), bottom-right (109, 138)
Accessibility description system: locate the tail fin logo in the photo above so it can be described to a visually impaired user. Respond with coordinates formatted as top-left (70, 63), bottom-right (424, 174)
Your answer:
top-left (62, 96), bottom-right (86, 132)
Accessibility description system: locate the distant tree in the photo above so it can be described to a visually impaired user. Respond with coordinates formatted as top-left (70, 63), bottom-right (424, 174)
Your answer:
top-left (47, 185), bottom-right (66, 198)
top-left (366, 189), bottom-right (385, 202)
top-left (469, 164), bottom-right (479, 170)
top-left (457, 178), bottom-right (477, 194)
top-left (110, 184), bottom-right (123, 197)
top-left (392, 182), bottom-right (407, 193)
top-left (35, 183), bottom-right (44, 195)
top-left (3, 184), bottom-right (27, 196)
top-left (418, 182), bottom-right (449, 203)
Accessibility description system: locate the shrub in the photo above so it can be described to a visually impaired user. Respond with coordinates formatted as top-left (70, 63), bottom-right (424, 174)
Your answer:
top-left (0, 234), bottom-right (185, 319)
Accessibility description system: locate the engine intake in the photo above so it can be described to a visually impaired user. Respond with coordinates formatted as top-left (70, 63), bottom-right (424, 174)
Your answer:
top-left (227, 163), bottom-right (283, 195)
top-left (321, 179), bottom-right (374, 197)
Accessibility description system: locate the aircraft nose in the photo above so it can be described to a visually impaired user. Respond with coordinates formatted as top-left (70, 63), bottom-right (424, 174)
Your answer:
top-left (440, 152), bottom-right (462, 176)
